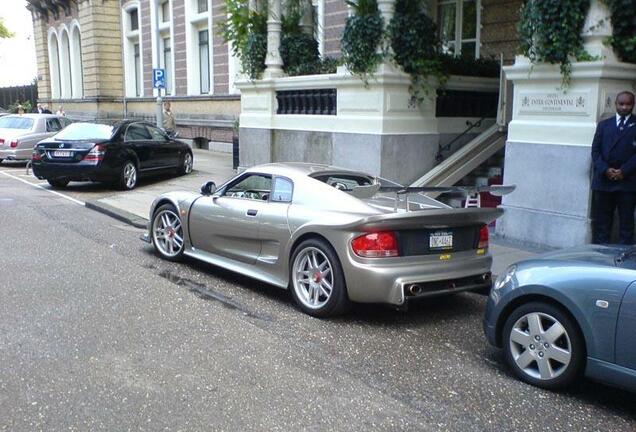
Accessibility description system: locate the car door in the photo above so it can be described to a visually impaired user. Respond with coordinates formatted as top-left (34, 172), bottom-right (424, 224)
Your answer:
top-left (188, 173), bottom-right (272, 264)
top-left (256, 176), bottom-right (294, 265)
top-left (145, 124), bottom-right (181, 168)
top-left (124, 123), bottom-right (155, 170)
top-left (616, 281), bottom-right (636, 370)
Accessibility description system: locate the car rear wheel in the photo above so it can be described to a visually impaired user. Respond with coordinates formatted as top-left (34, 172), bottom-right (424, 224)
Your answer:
top-left (502, 301), bottom-right (585, 390)
top-left (47, 178), bottom-right (69, 188)
top-left (290, 238), bottom-right (350, 317)
top-left (177, 152), bottom-right (193, 175)
top-left (117, 160), bottom-right (138, 190)
top-left (151, 204), bottom-right (185, 261)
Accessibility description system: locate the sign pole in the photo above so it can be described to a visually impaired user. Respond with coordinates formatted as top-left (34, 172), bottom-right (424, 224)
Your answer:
top-left (154, 0), bottom-right (163, 129)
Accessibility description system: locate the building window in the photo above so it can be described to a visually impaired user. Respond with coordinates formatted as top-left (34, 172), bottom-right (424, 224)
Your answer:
top-left (134, 43), bottom-right (142, 96)
top-left (48, 31), bottom-right (61, 99)
top-left (199, 30), bottom-right (210, 94)
top-left (437, 0), bottom-right (480, 58)
top-left (197, 0), bottom-right (208, 13)
top-left (130, 8), bottom-right (139, 31)
top-left (161, 1), bottom-right (170, 22)
top-left (163, 37), bottom-right (172, 94)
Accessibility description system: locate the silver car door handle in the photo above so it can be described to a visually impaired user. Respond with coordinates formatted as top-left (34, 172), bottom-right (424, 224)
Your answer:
top-left (247, 209), bottom-right (258, 216)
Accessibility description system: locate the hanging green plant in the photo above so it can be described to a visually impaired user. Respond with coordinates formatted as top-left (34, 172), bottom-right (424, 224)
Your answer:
top-left (388, 0), bottom-right (445, 105)
top-left (221, 0), bottom-right (267, 79)
top-left (603, 0), bottom-right (636, 63)
top-left (280, 0), bottom-right (321, 76)
top-left (341, 0), bottom-right (384, 79)
top-left (518, 0), bottom-right (591, 86)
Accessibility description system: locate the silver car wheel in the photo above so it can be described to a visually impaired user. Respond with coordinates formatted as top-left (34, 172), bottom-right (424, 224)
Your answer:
top-left (509, 312), bottom-right (572, 381)
top-left (292, 247), bottom-right (334, 310)
top-left (152, 209), bottom-right (184, 257)
top-left (184, 153), bottom-right (193, 174)
top-left (124, 162), bottom-right (137, 189)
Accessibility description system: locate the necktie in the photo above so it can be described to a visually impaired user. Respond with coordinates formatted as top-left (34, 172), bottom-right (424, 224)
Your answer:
top-left (619, 116), bottom-right (626, 130)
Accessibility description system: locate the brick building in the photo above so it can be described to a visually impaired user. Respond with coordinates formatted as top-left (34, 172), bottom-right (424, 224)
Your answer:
top-left (27, 0), bottom-right (521, 150)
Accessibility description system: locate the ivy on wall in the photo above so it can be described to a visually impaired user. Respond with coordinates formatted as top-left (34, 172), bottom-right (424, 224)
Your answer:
top-left (603, 0), bottom-right (636, 63)
top-left (221, 0), bottom-right (267, 79)
top-left (388, 0), bottom-right (445, 104)
top-left (341, 0), bottom-right (384, 78)
top-left (518, 0), bottom-right (591, 85)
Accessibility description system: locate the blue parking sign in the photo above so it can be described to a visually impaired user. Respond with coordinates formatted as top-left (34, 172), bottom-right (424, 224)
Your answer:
top-left (153, 68), bottom-right (166, 89)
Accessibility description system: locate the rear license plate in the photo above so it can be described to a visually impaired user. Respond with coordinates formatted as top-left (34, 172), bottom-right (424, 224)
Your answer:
top-left (52, 150), bottom-right (71, 157)
top-left (429, 231), bottom-right (453, 250)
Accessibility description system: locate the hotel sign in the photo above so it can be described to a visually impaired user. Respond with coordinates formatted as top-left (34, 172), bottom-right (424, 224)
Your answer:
top-left (519, 92), bottom-right (589, 116)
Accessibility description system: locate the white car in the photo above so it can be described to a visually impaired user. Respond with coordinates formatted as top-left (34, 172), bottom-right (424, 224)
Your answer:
top-left (0, 114), bottom-right (71, 163)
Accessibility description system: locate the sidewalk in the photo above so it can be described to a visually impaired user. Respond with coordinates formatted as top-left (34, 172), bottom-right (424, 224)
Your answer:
top-left (86, 149), bottom-right (542, 274)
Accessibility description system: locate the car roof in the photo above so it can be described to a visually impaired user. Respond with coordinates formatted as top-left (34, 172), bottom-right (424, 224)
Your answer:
top-left (3, 113), bottom-right (63, 119)
top-left (244, 162), bottom-right (374, 179)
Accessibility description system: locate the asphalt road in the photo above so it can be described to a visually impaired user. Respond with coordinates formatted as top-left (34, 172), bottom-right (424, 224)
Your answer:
top-left (1, 168), bottom-right (635, 431)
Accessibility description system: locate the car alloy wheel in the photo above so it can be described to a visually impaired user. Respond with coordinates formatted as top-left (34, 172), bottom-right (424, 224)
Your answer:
top-left (290, 239), bottom-right (350, 317)
top-left (293, 247), bottom-right (334, 309)
top-left (119, 161), bottom-right (138, 190)
top-left (151, 204), bottom-right (184, 261)
top-left (183, 152), bottom-right (193, 174)
top-left (502, 302), bottom-right (584, 389)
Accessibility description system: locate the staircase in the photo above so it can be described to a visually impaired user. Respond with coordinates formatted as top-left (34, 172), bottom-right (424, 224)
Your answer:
top-left (409, 123), bottom-right (507, 199)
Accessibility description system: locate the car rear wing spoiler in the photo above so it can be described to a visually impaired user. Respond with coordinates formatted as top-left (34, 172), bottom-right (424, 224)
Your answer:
top-left (376, 185), bottom-right (516, 196)
top-left (341, 207), bottom-right (503, 231)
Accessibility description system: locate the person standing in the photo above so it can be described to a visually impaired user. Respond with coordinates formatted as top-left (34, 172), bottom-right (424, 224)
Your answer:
top-left (56, 105), bottom-right (65, 116)
top-left (162, 101), bottom-right (176, 135)
top-left (32, 103), bottom-right (43, 113)
top-left (591, 91), bottom-right (636, 244)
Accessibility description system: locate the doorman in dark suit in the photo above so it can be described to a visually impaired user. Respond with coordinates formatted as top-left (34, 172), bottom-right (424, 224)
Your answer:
top-left (591, 91), bottom-right (636, 244)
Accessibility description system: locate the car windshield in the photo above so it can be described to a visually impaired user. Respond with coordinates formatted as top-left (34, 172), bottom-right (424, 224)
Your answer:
top-left (0, 116), bottom-right (34, 130)
top-left (54, 123), bottom-right (114, 141)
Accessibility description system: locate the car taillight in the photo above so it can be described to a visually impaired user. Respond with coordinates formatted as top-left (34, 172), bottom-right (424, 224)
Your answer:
top-left (351, 231), bottom-right (399, 257)
top-left (478, 225), bottom-right (489, 249)
top-left (0, 138), bottom-right (4, 145)
top-left (32, 149), bottom-right (42, 161)
top-left (10, 140), bottom-right (18, 148)
top-left (84, 144), bottom-right (105, 162)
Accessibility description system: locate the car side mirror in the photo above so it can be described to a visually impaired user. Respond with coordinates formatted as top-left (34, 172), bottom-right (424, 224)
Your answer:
top-left (201, 181), bottom-right (216, 196)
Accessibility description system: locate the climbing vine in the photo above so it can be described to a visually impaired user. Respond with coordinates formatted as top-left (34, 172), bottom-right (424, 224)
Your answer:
top-left (518, 0), bottom-right (591, 86)
top-left (603, 0), bottom-right (636, 63)
top-left (341, 0), bottom-right (384, 79)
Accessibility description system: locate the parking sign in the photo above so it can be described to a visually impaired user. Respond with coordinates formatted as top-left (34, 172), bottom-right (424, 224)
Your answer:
top-left (153, 68), bottom-right (166, 89)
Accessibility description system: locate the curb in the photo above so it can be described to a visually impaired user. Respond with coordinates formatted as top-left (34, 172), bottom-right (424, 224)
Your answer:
top-left (85, 200), bottom-right (148, 229)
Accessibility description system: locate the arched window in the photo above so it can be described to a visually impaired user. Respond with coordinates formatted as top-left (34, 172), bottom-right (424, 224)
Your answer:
top-left (70, 24), bottom-right (84, 98)
top-left (59, 28), bottom-right (72, 98)
top-left (122, 3), bottom-right (143, 97)
top-left (47, 30), bottom-right (61, 99)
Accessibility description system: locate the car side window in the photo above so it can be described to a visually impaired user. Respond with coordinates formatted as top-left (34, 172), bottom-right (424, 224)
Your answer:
top-left (314, 174), bottom-right (373, 191)
top-left (146, 125), bottom-right (169, 142)
top-left (46, 118), bottom-right (62, 132)
top-left (125, 124), bottom-right (153, 141)
top-left (223, 174), bottom-right (272, 201)
top-left (271, 177), bottom-right (293, 202)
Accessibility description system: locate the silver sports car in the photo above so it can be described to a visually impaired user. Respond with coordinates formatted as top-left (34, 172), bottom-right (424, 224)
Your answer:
top-left (143, 163), bottom-right (510, 317)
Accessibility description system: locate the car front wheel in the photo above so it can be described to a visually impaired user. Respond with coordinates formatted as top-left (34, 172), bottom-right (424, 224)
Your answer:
top-left (502, 301), bottom-right (585, 390)
top-left (290, 238), bottom-right (350, 317)
top-left (151, 204), bottom-right (185, 261)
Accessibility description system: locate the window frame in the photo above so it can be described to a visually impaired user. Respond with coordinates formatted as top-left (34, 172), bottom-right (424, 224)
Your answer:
top-left (437, 0), bottom-right (481, 59)
top-left (220, 173), bottom-right (274, 201)
top-left (124, 123), bottom-right (153, 141)
top-left (271, 176), bottom-right (294, 203)
top-left (198, 29), bottom-right (210, 94)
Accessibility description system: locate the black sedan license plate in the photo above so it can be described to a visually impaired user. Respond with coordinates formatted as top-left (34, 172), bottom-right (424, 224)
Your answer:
top-left (429, 231), bottom-right (453, 250)
top-left (53, 150), bottom-right (71, 157)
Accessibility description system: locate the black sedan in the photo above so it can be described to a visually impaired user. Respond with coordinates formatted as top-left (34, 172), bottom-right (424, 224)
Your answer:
top-left (32, 120), bottom-right (193, 189)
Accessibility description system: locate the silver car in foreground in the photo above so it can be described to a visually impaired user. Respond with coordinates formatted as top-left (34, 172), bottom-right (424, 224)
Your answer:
top-left (0, 114), bottom-right (71, 163)
top-left (143, 163), bottom-right (508, 317)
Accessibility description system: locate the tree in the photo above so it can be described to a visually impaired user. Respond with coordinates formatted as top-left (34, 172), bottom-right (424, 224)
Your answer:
top-left (0, 17), bottom-right (14, 39)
